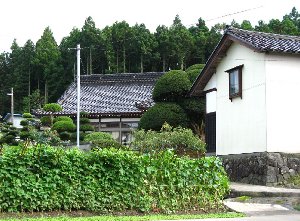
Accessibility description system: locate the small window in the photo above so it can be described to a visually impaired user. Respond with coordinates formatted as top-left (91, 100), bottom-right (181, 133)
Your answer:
top-left (226, 65), bottom-right (243, 101)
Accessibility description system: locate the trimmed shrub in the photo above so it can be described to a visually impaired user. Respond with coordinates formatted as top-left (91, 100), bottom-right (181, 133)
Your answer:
top-left (139, 103), bottom-right (189, 131)
top-left (80, 124), bottom-right (94, 132)
top-left (53, 116), bottom-right (73, 124)
top-left (20, 131), bottom-right (32, 140)
top-left (186, 63), bottom-right (205, 72)
top-left (40, 116), bottom-right (51, 127)
top-left (84, 132), bottom-right (124, 149)
top-left (84, 132), bottom-right (114, 142)
top-left (70, 131), bottom-right (85, 141)
top-left (59, 131), bottom-right (71, 141)
top-left (0, 146), bottom-right (229, 213)
top-left (52, 121), bottom-right (76, 133)
top-left (152, 70), bottom-right (191, 102)
top-left (20, 120), bottom-right (29, 126)
top-left (187, 69), bottom-right (201, 83)
top-left (43, 103), bottom-right (62, 113)
top-left (131, 123), bottom-right (206, 155)
top-left (22, 113), bottom-right (33, 118)
top-left (80, 117), bottom-right (90, 124)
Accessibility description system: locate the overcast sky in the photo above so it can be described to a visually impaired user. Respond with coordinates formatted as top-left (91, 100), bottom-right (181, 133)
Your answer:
top-left (1, 0), bottom-right (299, 52)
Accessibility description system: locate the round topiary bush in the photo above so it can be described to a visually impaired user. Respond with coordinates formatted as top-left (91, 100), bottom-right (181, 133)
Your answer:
top-left (187, 69), bottom-right (201, 83)
top-left (40, 116), bottom-right (51, 127)
top-left (20, 120), bottom-right (29, 127)
top-left (80, 118), bottom-right (90, 124)
top-left (139, 103), bottom-right (189, 131)
top-left (84, 132), bottom-right (114, 143)
top-left (59, 131), bottom-right (71, 141)
top-left (80, 124), bottom-right (94, 132)
top-left (152, 70), bottom-right (192, 102)
top-left (186, 63), bottom-right (205, 72)
top-left (52, 121), bottom-right (76, 133)
top-left (22, 113), bottom-right (33, 118)
top-left (43, 103), bottom-right (62, 113)
top-left (53, 116), bottom-right (73, 124)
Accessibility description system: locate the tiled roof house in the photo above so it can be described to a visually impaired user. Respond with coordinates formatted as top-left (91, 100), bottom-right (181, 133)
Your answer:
top-left (37, 72), bottom-right (164, 144)
top-left (190, 27), bottom-right (300, 185)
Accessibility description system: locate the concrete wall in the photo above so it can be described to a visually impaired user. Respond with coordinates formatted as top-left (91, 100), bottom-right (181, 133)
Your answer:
top-left (215, 43), bottom-right (267, 155)
top-left (265, 53), bottom-right (300, 153)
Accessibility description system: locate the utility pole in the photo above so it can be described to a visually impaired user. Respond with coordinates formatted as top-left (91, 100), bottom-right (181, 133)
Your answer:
top-left (7, 88), bottom-right (14, 126)
top-left (76, 44), bottom-right (81, 148)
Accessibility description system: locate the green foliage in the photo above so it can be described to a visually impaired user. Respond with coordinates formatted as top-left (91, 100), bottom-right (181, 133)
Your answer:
top-left (84, 132), bottom-right (124, 150)
top-left (80, 117), bottom-right (90, 124)
top-left (43, 103), bottom-right (62, 113)
top-left (139, 103), bottom-right (189, 131)
top-left (0, 123), bottom-right (19, 145)
top-left (53, 116), bottom-right (73, 124)
top-left (0, 145), bottom-right (229, 213)
top-left (40, 116), bottom-right (51, 127)
top-left (132, 123), bottom-right (206, 155)
top-left (84, 132), bottom-right (114, 142)
top-left (22, 113), bottom-right (33, 118)
top-left (52, 121), bottom-right (76, 133)
top-left (235, 196), bottom-right (251, 202)
top-left (186, 64), bottom-right (205, 72)
top-left (152, 70), bottom-right (191, 102)
top-left (20, 119), bottom-right (29, 126)
top-left (0, 212), bottom-right (244, 221)
top-left (80, 124), bottom-right (94, 132)
top-left (186, 69), bottom-right (201, 83)
top-left (59, 131), bottom-right (71, 141)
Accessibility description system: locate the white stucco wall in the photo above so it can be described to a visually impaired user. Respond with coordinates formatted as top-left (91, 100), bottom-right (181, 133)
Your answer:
top-left (215, 43), bottom-right (267, 155)
top-left (204, 74), bottom-right (217, 113)
top-left (265, 54), bottom-right (300, 153)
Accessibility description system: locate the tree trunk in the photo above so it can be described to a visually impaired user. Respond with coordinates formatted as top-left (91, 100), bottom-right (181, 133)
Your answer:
top-left (116, 50), bottom-right (119, 74)
top-left (140, 54), bottom-right (143, 73)
top-left (123, 46), bottom-right (126, 73)
top-left (163, 55), bottom-right (166, 72)
top-left (180, 56), bottom-right (184, 70)
top-left (44, 80), bottom-right (48, 104)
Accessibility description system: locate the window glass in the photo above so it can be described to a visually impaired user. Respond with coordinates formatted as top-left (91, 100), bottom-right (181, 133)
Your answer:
top-left (100, 122), bottom-right (120, 128)
top-left (229, 69), bottom-right (239, 95)
top-left (121, 122), bottom-right (139, 129)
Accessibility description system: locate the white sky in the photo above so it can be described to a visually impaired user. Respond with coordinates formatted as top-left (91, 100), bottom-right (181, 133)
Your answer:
top-left (1, 0), bottom-right (299, 52)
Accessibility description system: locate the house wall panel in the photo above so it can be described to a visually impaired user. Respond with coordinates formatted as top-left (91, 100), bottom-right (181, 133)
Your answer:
top-left (215, 43), bottom-right (267, 155)
top-left (265, 54), bottom-right (300, 153)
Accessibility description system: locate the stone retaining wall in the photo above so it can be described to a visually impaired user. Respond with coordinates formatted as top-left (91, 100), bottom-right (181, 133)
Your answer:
top-left (220, 152), bottom-right (300, 186)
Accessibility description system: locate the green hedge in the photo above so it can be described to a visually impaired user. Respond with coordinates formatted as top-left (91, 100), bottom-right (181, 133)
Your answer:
top-left (0, 146), bottom-right (229, 213)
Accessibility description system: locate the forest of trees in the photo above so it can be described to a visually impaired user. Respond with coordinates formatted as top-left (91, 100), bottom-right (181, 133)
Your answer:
top-left (1, 7), bottom-right (300, 116)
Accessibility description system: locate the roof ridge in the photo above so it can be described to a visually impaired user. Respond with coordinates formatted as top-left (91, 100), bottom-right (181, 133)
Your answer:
top-left (227, 27), bottom-right (300, 41)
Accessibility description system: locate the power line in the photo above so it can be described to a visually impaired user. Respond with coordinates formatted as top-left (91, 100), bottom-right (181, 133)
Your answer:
top-left (206, 5), bottom-right (263, 22)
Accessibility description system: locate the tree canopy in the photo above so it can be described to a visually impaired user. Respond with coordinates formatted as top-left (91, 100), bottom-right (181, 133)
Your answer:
top-left (1, 7), bottom-right (300, 115)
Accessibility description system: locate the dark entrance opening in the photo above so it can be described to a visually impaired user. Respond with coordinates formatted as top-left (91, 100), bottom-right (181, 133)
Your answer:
top-left (205, 112), bottom-right (216, 153)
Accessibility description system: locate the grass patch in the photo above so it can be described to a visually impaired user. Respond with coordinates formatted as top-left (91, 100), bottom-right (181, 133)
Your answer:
top-left (294, 204), bottom-right (300, 211)
top-left (235, 196), bottom-right (251, 202)
top-left (288, 174), bottom-right (300, 187)
top-left (0, 212), bottom-right (244, 221)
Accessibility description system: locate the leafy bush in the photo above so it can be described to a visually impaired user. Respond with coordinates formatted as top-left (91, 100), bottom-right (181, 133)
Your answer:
top-left (43, 103), bottom-right (62, 113)
top-left (53, 116), bottom-right (73, 124)
top-left (186, 63), bottom-right (205, 72)
top-left (20, 119), bottom-right (29, 126)
top-left (59, 131), bottom-right (71, 141)
top-left (52, 121), bottom-right (76, 133)
top-left (139, 103), bottom-right (189, 131)
top-left (0, 146), bottom-right (229, 213)
top-left (70, 131), bottom-right (85, 141)
top-left (152, 70), bottom-right (191, 102)
top-left (22, 113), bottom-right (33, 118)
top-left (40, 116), bottom-right (51, 127)
top-left (84, 132), bottom-right (114, 142)
top-left (131, 123), bottom-right (206, 155)
top-left (80, 124), bottom-right (94, 132)
top-left (84, 132), bottom-right (124, 150)
top-left (187, 69), bottom-right (201, 83)
top-left (80, 117), bottom-right (90, 124)
top-left (20, 131), bottom-right (32, 140)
